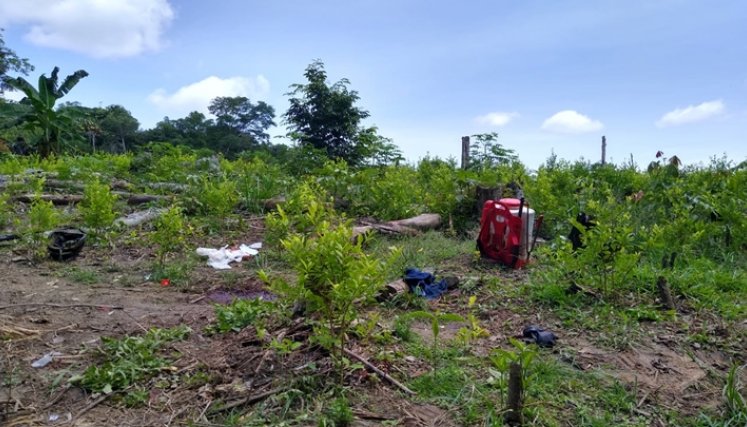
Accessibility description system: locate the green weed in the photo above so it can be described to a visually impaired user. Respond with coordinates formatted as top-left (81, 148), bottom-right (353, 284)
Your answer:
top-left (72, 326), bottom-right (190, 394)
top-left (209, 298), bottom-right (273, 333)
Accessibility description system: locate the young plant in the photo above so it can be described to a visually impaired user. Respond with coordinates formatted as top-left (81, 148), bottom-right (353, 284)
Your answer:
top-left (151, 206), bottom-right (189, 268)
top-left (0, 192), bottom-right (10, 229)
top-left (209, 298), bottom-right (273, 333)
top-left (187, 175), bottom-right (238, 230)
top-left (260, 192), bottom-right (400, 382)
top-left (456, 295), bottom-right (490, 345)
top-left (25, 198), bottom-right (60, 258)
top-left (80, 178), bottom-right (117, 239)
top-left (489, 339), bottom-right (537, 414)
top-left (403, 310), bottom-right (465, 349)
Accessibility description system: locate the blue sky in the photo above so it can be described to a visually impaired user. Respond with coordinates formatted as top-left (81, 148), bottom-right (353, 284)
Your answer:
top-left (1, 0), bottom-right (745, 168)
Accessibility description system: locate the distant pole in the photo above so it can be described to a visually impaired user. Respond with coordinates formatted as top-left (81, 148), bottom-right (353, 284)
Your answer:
top-left (601, 136), bottom-right (607, 165)
top-left (461, 136), bottom-right (470, 170)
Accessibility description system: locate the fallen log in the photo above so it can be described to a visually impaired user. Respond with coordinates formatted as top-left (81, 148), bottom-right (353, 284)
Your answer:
top-left (114, 208), bottom-right (167, 227)
top-left (14, 193), bottom-right (83, 205)
top-left (15, 192), bottom-right (167, 206)
top-left (385, 213), bottom-right (441, 230)
top-left (263, 196), bottom-right (286, 211)
top-left (352, 213), bottom-right (442, 241)
top-left (147, 182), bottom-right (188, 192)
top-left (118, 193), bottom-right (167, 205)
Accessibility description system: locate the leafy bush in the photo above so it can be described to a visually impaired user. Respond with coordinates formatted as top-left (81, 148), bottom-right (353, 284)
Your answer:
top-left (151, 206), bottom-right (189, 267)
top-left (80, 178), bottom-right (117, 235)
top-left (264, 180), bottom-right (336, 247)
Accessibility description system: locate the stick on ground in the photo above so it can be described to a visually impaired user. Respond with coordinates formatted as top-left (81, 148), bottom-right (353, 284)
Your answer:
top-left (343, 348), bottom-right (416, 395)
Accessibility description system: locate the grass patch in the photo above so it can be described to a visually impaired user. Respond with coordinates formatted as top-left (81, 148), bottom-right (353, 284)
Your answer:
top-left (61, 267), bottom-right (101, 285)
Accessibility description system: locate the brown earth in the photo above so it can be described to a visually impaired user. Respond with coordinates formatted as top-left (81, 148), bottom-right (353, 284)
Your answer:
top-left (0, 230), bottom-right (740, 426)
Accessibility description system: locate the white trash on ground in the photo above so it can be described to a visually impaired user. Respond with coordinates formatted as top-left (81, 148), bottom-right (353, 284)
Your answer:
top-left (196, 242), bottom-right (262, 270)
top-left (31, 351), bottom-right (62, 368)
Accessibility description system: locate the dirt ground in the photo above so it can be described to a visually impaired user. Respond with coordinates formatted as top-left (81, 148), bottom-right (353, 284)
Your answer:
top-left (0, 232), bottom-right (740, 426)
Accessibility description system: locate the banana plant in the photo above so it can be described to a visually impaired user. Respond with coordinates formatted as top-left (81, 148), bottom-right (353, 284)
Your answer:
top-left (2, 66), bottom-right (88, 157)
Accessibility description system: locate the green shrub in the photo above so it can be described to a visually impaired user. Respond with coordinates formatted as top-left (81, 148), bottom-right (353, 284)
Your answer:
top-left (80, 179), bottom-right (117, 235)
top-left (151, 206), bottom-right (189, 267)
top-left (261, 187), bottom-right (400, 381)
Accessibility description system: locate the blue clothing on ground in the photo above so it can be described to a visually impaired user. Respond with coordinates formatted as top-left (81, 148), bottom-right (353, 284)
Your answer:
top-left (403, 268), bottom-right (449, 299)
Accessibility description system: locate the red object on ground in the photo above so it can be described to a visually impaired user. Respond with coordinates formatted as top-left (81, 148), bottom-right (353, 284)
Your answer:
top-left (160, 278), bottom-right (170, 287)
top-left (477, 199), bottom-right (526, 268)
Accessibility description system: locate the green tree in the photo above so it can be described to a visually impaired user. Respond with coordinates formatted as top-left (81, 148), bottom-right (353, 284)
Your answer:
top-left (469, 132), bottom-right (518, 171)
top-left (208, 96), bottom-right (275, 144)
top-left (98, 105), bottom-right (140, 152)
top-left (283, 60), bottom-right (372, 165)
top-left (0, 29), bottom-right (34, 96)
top-left (2, 66), bottom-right (88, 156)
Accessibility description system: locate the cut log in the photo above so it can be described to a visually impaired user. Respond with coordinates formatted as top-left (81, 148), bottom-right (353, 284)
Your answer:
top-left (15, 192), bottom-right (167, 206)
top-left (147, 182), bottom-right (188, 192)
top-left (121, 193), bottom-right (166, 205)
top-left (114, 208), bottom-right (167, 227)
top-left (385, 213), bottom-right (441, 230)
top-left (377, 279), bottom-right (409, 301)
top-left (14, 194), bottom-right (84, 205)
top-left (263, 196), bottom-right (286, 211)
top-left (352, 213), bottom-right (442, 242)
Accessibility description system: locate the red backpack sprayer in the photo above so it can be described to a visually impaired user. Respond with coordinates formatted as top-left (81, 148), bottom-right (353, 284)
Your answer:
top-left (477, 197), bottom-right (543, 268)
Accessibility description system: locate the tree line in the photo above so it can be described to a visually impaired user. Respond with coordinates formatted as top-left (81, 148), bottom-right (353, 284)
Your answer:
top-left (0, 33), bottom-right (402, 166)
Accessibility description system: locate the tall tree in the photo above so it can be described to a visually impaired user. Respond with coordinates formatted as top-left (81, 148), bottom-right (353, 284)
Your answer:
top-left (208, 96), bottom-right (275, 144)
top-left (2, 66), bottom-right (88, 156)
top-left (98, 105), bottom-right (140, 152)
top-left (0, 29), bottom-right (34, 96)
top-left (283, 60), bottom-right (371, 165)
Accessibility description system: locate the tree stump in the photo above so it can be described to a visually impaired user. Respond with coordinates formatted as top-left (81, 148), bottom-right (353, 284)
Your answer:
top-left (504, 361), bottom-right (524, 426)
top-left (476, 185), bottom-right (501, 215)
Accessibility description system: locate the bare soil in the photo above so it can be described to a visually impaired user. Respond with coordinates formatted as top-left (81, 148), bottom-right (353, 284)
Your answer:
top-left (0, 231), bottom-right (739, 426)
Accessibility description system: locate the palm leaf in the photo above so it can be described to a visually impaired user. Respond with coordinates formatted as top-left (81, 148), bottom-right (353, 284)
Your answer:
top-left (2, 76), bottom-right (38, 100)
top-left (38, 73), bottom-right (54, 108)
top-left (56, 70), bottom-right (89, 98)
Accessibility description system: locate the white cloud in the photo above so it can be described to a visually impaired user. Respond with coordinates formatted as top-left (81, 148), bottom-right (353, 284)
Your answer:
top-left (475, 111), bottom-right (519, 126)
top-left (148, 75), bottom-right (271, 117)
top-left (541, 110), bottom-right (604, 134)
top-left (0, 0), bottom-right (173, 58)
top-left (656, 100), bottom-right (725, 127)
top-left (2, 90), bottom-right (26, 102)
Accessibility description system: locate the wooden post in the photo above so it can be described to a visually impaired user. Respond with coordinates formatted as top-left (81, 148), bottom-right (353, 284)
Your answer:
top-left (504, 362), bottom-right (524, 426)
top-left (601, 136), bottom-right (607, 165)
top-left (461, 136), bottom-right (470, 170)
